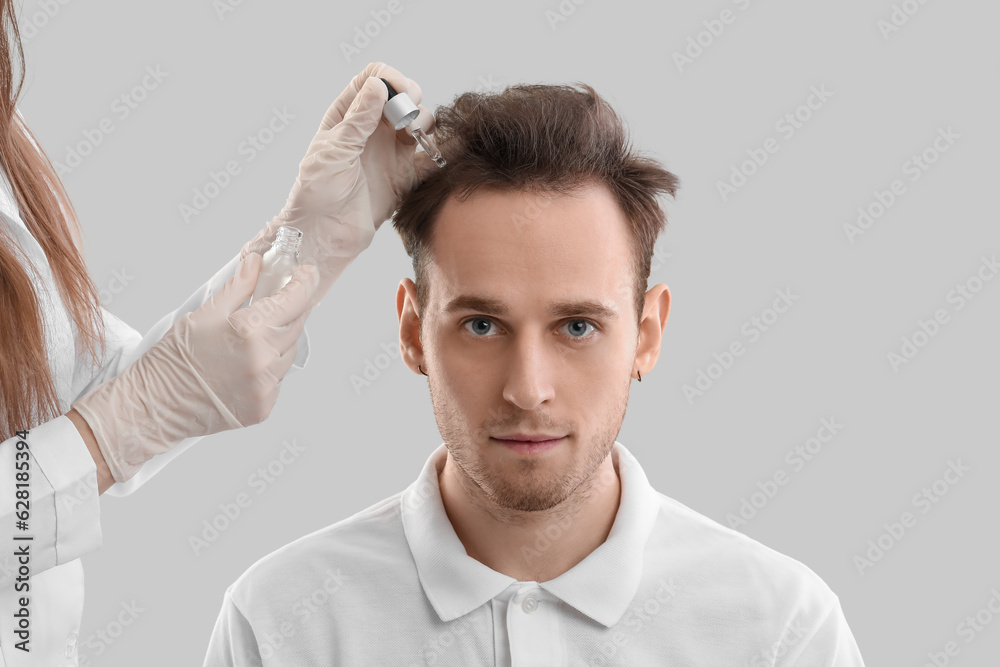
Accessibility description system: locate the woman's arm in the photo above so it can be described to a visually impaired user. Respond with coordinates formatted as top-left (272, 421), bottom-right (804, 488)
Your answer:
top-left (72, 251), bottom-right (310, 498)
top-left (65, 407), bottom-right (114, 495)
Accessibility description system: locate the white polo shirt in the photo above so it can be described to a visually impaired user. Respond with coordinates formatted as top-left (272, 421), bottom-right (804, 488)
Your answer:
top-left (203, 442), bottom-right (866, 666)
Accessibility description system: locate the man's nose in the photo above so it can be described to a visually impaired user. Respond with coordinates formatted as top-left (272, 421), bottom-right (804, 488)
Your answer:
top-left (501, 335), bottom-right (559, 410)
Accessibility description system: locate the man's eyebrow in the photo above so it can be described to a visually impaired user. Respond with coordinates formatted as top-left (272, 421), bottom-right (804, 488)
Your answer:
top-left (443, 295), bottom-right (619, 320)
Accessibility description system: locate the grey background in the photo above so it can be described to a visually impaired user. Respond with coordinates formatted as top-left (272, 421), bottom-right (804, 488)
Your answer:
top-left (16, 0), bottom-right (999, 664)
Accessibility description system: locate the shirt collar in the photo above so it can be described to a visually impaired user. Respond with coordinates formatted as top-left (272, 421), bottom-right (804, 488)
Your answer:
top-left (400, 441), bottom-right (660, 628)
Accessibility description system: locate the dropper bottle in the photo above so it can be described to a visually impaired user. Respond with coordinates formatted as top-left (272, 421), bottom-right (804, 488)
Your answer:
top-left (380, 77), bottom-right (446, 168)
top-left (249, 225), bottom-right (303, 305)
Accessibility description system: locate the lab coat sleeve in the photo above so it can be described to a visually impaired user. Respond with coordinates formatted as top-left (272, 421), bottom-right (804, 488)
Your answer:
top-left (94, 250), bottom-right (311, 497)
top-left (778, 596), bottom-right (866, 666)
top-left (203, 587), bottom-right (265, 667)
top-left (0, 415), bottom-right (101, 586)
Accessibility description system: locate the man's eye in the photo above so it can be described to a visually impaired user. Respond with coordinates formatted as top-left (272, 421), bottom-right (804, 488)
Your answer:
top-left (463, 317), bottom-right (497, 337)
top-left (461, 318), bottom-right (598, 341)
top-left (563, 320), bottom-right (597, 339)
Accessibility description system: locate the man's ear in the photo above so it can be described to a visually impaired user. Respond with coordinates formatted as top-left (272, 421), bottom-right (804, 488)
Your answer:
top-left (633, 284), bottom-right (670, 378)
top-left (397, 278), bottom-right (425, 375)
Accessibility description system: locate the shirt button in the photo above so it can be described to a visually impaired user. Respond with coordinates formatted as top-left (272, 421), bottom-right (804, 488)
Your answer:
top-left (521, 594), bottom-right (538, 613)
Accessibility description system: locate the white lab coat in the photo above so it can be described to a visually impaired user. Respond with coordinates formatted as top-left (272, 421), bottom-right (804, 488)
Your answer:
top-left (0, 112), bottom-right (309, 665)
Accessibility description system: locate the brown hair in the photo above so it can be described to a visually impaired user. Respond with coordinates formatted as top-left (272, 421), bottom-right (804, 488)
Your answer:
top-left (391, 81), bottom-right (680, 331)
top-left (1, 0), bottom-right (106, 440)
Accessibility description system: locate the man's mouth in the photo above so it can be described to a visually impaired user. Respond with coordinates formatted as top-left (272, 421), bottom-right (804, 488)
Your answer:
top-left (491, 436), bottom-right (566, 454)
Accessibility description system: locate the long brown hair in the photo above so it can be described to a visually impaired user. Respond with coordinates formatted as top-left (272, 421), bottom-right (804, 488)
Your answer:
top-left (1, 0), bottom-right (106, 440)
top-left (391, 82), bottom-right (680, 329)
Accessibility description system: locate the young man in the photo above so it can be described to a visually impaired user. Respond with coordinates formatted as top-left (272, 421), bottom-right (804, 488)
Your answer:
top-left (203, 64), bottom-right (865, 666)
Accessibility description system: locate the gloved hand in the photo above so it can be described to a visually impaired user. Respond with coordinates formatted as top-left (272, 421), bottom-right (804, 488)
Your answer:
top-left (70, 251), bottom-right (320, 483)
top-left (241, 62), bottom-right (438, 310)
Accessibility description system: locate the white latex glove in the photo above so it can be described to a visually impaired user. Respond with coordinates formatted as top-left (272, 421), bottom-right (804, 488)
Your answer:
top-left (241, 62), bottom-right (438, 309)
top-left (71, 251), bottom-right (319, 483)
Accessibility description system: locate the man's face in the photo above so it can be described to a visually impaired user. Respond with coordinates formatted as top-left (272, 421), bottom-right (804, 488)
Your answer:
top-left (402, 183), bottom-right (647, 513)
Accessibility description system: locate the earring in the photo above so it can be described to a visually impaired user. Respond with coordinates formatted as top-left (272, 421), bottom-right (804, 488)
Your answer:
top-left (419, 364), bottom-right (429, 377)
top-left (636, 369), bottom-right (642, 382)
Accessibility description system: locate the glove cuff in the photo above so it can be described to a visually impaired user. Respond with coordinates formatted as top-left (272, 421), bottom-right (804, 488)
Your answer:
top-left (70, 321), bottom-right (244, 483)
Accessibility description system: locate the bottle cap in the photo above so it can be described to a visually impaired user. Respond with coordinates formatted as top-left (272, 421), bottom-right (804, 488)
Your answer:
top-left (380, 77), bottom-right (420, 131)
